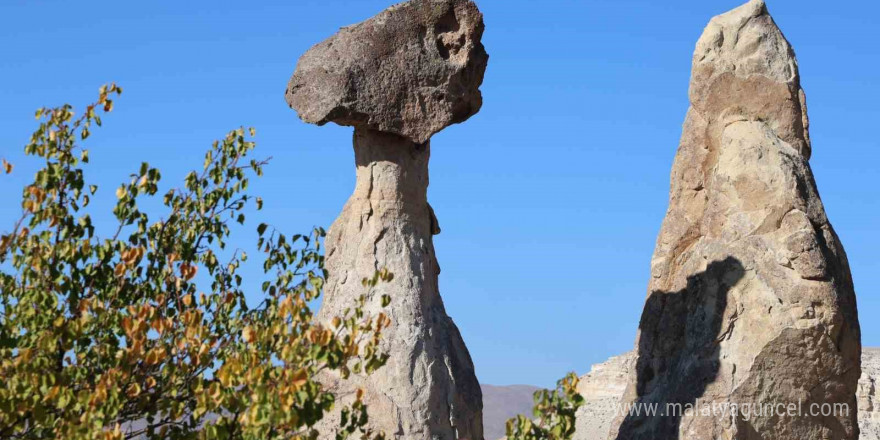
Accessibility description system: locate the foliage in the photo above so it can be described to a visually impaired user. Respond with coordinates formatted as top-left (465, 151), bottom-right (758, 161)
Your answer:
top-left (0, 86), bottom-right (392, 440)
top-left (505, 373), bottom-right (585, 440)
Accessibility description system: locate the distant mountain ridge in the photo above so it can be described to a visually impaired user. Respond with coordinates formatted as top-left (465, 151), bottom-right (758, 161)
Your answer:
top-left (480, 384), bottom-right (540, 440)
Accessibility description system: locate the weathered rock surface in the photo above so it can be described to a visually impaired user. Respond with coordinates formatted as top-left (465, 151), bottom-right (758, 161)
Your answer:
top-left (604, 1), bottom-right (861, 439)
top-left (566, 350), bottom-right (879, 440)
top-left (286, 1), bottom-right (488, 439)
top-left (285, 0), bottom-right (488, 144)
top-left (860, 348), bottom-right (880, 439)
top-left (313, 130), bottom-right (483, 439)
top-left (572, 353), bottom-right (638, 440)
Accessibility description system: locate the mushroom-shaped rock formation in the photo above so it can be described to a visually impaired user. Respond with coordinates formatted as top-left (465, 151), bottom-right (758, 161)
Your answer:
top-left (285, 1), bottom-right (488, 439)
top-left (605, 1), bottom-right (861, 439)
top-left (286, 0), bottom-right (488, 144)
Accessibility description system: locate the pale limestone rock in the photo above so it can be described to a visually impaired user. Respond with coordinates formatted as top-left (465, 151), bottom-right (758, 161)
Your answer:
top-left (573, 352), bottom-right (637, 440)
top-left (605, 1), bottom-right (861, 439)
top-left (285, 1), bottom-right (488, 439)
top-left (570, 350), bottom-right (878, 440)
top-left (860, 348), bottom-right (880, 439)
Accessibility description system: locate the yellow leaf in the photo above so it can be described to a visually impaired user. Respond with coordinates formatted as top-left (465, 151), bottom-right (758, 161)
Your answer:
top-left (217, 367), bottom-right (231, 387)
top-left (198, 343), bottom-right (209, 358)
top-left (242, 326), bottom-right (256, 344)
top-left (320, 329), bottom-right (333, 346)
top-left (126, 383), bottom-right (141, 397)
top-left (145, 348), bottom-right (162, 366)
top-left (346, 342), bottom-right (359, 357)
top-left (45, 385), bottom-right (60, 402)
top-left (116, 186), bottom-right (126, 199)
top-left (1, 159), bottom-right (11, 174)
top-left (377, 313), bottom-right (392, 330)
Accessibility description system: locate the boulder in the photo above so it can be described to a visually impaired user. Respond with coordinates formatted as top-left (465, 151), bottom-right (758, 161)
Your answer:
top-left (285, 0), bottom-right (488, 144)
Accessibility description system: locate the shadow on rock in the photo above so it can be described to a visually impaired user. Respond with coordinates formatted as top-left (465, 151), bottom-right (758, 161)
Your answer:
top-left (615, 257), bottom-right (745, 440)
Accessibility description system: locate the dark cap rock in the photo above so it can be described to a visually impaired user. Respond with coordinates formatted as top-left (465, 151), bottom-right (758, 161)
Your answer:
top-left (285, 0), bottom-right (489, 144)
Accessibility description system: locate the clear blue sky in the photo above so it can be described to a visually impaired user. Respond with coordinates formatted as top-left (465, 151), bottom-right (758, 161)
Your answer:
top-left (1, 0), bottom-right (877, 387)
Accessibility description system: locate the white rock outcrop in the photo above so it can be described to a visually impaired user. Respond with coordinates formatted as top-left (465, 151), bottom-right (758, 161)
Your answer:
top-left (860, 348), bottom-right (880, 439)
top-left (572, 350), bottom-right (878, 440)
top-left (574, 353), bottom-right (638, 440)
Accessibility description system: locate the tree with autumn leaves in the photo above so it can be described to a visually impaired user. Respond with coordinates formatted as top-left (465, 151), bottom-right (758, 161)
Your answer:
top-left (505, 373), bottom-right (585, 440)
top-left (0, 86), bottom-right (393, 440)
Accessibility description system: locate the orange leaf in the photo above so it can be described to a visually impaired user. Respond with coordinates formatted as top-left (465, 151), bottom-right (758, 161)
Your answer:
top-left (180, 264), bottom-right (197, 281)
top-left (291, 369), bottom-right (307, 390)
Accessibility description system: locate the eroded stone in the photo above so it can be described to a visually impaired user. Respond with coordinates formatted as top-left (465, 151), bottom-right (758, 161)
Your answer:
top-left (285, 1), bottom-right (488, 438)
top-left (285, 0), bottom-right (489, 144)
top-left (604, 1), bottom-right (861, 439)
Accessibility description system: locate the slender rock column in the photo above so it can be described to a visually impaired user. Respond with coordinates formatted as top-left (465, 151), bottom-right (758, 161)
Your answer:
top-left (285, 1), bottom-right (489, 438)
top-left (608, 1), bottom-right (861, 439)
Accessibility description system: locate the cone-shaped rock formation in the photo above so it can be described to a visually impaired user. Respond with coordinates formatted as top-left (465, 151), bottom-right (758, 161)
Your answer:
top-left (608, 1), bottom-right (861, 439)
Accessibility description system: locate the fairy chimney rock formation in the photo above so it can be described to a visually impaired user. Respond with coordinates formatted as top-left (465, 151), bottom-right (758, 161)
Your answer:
top-left (607, 1), bottom-right (861, 439)
top-left (286, 1), bottom-right (488, 439)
